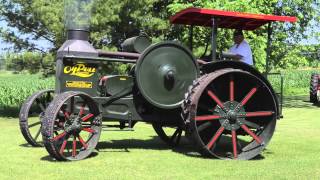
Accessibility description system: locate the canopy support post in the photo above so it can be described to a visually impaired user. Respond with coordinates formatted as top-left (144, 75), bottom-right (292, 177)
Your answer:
top-left (189, 25), bottom-right (194, 51)
top-left (266, 22), bottom-right (273, 73)
top-left (211, 18), bottom-right (218, 61)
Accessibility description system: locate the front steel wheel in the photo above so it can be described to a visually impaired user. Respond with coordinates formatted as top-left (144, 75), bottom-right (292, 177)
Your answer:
top-left (183, 69), bottom-right (278, 160)
top-left (41, 91), bottom-right (101, 161)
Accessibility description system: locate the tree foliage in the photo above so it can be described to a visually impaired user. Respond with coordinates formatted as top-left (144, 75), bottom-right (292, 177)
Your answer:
top-left (168, 0), bottom-right (320, 71)
top-left (4, 51), bottom-right (54, 73)
top-left (0, 0), bottom-right (319, 73)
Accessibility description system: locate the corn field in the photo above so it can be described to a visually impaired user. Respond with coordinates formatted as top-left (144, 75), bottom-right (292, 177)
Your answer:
top-left (0, 73), bottom-right (54, 108)
top-left (268, 69), bottom-right (320, 96)
top-left (0, 69), bottom-right (318, 110)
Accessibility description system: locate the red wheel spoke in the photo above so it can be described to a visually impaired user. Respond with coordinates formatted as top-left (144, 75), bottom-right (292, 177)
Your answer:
top-left (207, 90), bottom-right (225, 109)
top-left (82, 113), bottom-right (94, 122)
top-left (207, 127), bottom-right (225, 149)
top-left (240, 88), bottom-right (257, 106)
top-left (53, 132), bottom-right (66, 141)
top-left (79, 104), bottom-right (86, 116)
top-left (230, 76), bottom-right (234, 101)
top-left (64, 111), bottom-right (70, 119)
top-left (241, 125), bottom-right (262, 144)
top-left (78, 135), bottom-right (88, 149)
top-left (195, 115), bottom-right (220, 121)
top-left (245, 111), bottom-right (274, 118)
top-left (72, 136), bottom-right (77, 157)
top-left (59, 140), bottom-right (67, 155)
top-left (232, 130), bottom-right (238, 159)
top-left (82, 128), bottom-right (95, 133)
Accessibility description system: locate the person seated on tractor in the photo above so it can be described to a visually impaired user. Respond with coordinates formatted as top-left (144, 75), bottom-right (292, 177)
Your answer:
top-left (228, 30), bottom-right (253, 65)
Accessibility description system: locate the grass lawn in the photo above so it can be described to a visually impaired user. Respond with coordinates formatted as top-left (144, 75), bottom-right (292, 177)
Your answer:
top-left (0, 96), bottom-right (319, 180)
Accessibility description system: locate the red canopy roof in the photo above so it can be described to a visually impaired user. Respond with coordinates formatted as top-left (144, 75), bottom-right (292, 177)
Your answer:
top-left (170, 7), bottom-right (297, 30)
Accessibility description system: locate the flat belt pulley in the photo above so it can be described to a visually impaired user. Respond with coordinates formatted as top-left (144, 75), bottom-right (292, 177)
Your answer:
top-left (135, 42), bottom-right (199, 109)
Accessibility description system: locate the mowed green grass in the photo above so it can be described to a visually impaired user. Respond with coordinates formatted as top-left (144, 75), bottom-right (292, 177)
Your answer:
top-left (0, 97), bottom-right (319, 180)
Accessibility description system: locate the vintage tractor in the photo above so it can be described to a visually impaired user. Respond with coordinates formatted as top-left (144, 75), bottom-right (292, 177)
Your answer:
top-left (310, 73), bottom-right (320, 104)
top-left (19, 6), bottom-right (296, 160)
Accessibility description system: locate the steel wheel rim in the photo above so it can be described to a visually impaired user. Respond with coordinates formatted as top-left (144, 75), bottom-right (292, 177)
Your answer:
top-left (19, 90), bottom-right (54, 147)
top-left (42, 92), bottom-right (101, 161)
top-left (189, 69), bottom-right (277, 160)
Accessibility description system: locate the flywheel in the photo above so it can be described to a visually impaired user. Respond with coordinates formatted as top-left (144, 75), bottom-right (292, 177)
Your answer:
top-left (135, 42), bottom-right (199, 109)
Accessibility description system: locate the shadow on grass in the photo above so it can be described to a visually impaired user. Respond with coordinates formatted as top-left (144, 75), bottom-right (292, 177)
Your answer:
top-left (94, 136), bottom-right (266, 161)
top-left (283, 95), bottom-right (319, 109)
top-left (37, 135), bottom-right (267, 162)
top-left (19, 143), bottom-right (42, 148)
top-left (96, 136), bottom-right (172, 152)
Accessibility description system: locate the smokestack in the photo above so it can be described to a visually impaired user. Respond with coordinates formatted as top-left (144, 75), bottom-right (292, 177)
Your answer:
top-left (57, 0), bottom-right (97, 57)
top-left (64, 0), bottom-right (92, 40)
top-left (67, 29), bottom-right (89, 41)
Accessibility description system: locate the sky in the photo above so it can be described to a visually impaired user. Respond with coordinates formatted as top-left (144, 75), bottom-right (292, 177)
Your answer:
top-left (0, 21), bottom-right (52, 54)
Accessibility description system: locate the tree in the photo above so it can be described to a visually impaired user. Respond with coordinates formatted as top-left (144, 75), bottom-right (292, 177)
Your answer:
top-left (4, 51), bottom-right (44, 73)
top-left (168, 0), bottom-right (320, 72)
top-left (0, 0), bottom-right (63, 52)
top-left (0, 0), bottom-right (319, 72)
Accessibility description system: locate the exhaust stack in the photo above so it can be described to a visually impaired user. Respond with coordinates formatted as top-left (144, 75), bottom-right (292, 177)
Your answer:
top-left (57, 0), bottom-right (97, 57)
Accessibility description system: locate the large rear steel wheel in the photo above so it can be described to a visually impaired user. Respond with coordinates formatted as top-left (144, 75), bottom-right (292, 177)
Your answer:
top-left (42, 91), bottom-right (101, 161)
top-left (19, 89), bottom-right (54, 147)
top-left (183, 69), bottom-right (277, 160)
top-left (310, 73), bottom-right (320, 104)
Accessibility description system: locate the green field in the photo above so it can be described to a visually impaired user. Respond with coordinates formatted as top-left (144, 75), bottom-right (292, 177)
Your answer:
top-left (268, 69), bottom-right (320, 96)
top-left (0, 96), bottom-right (319, 179)
top-left (0, 69), bottom-right (319, 112)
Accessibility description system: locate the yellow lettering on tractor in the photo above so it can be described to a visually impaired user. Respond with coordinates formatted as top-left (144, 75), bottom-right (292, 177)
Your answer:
top-left (66, 81), bottom-right (93, 88)
top-left (63, 64), bottom-right (96, 78)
